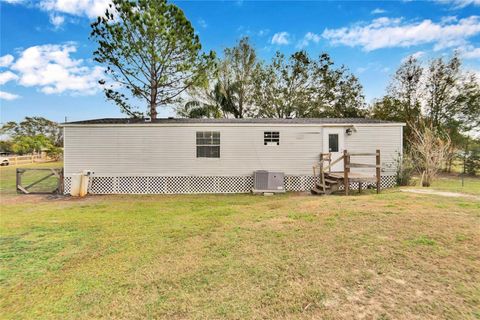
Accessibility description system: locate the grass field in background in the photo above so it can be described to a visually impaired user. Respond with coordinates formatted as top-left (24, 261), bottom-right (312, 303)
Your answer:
top-left (1, 162), bottom-right (479, 319)
top-left (426, 175), bottom-right (480, 195)
top-left (0, 162), bottom-right (63, 196)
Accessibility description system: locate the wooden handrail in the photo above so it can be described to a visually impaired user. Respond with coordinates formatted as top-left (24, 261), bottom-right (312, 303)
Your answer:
top-left (343, 150), bottom-right (350, 196)
top-left (323, 155), bottom-right (344, 172)
top-left (346, 152), bottom-right (380, 156)
top-left (376, 149), bottom-right (381, 194)
top-left (346, 163), bottom-right (380, 168)
top-left (313, 149), bottom-right (381, 196)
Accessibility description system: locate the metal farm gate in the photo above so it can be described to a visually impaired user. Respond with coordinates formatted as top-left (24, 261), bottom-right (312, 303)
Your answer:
top-left (16, 168), bottom-right (64, 194)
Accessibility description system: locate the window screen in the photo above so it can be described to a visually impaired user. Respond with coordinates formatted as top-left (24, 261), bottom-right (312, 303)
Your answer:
top-left (264, 131), bottom-right (280, 145)
top-left (328, 134), bottom-right (339, 152)
top-left (196, 131), bottom-right (220, 158)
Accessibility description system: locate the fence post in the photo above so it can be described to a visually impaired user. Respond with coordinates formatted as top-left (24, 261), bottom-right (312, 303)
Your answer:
top-left (16, 169), bottom-right (21, 194)
top-left (376, 149), bottom-right (381, 194)
top-left (343, 149), bottom-right (349, 196)
top-left (58, 168), bottom-right (64, 194)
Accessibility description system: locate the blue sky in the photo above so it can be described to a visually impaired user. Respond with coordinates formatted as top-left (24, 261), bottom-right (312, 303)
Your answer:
top-left (0, 0), bottom-right (479, 123)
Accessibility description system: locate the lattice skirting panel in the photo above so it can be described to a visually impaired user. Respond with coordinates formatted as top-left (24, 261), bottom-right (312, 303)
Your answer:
top-left (337, 175), bottom-right (397, 191)
top-left (64, 175), bottom-right (397, 195)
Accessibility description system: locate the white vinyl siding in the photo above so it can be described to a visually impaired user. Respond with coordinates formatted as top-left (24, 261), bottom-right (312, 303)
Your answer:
top-left (64, 124), bottom-right (402, 177)
top-left (344, 125), bottom-right (402, 175)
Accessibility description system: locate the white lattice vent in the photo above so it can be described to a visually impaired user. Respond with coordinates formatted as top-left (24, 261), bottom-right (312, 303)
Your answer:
top-left (64, 175), bottom-right (396, 195)
top-left (64, 177), bottom-right (72, 195)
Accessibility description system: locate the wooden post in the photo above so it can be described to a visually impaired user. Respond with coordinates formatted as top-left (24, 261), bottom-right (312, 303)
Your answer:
top-left (320, 164), bottom-right (325, 192)
top-left (16, 169), bottom-right (21, 194)
top-left (376, 149), bottom-right (381, 194)
top-left (358, 182), bottom-right (362, 194)
top-left (328, 153), bottom-right (332, 173)
top-left (58, 168), bottom-right (64, 194)
top-left (343, 150), bottom-right (349, 196)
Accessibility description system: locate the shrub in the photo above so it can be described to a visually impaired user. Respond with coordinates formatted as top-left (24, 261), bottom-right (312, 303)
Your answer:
top-left (394, 153), bottom-right (415, 186)
top-left (465, 148), bottom-right (480, 176)
top-left (46, 146), bottom-right (63, 161)
top-left (410, 124), bottom-right (450, 187)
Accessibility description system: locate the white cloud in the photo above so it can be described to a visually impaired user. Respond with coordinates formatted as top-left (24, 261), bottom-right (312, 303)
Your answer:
top-left (356, 67), bottom-right (368, 74)
top-left (0, 54), bottom-right (14, 68)
top-left (0, 0), bottom-right (25, 4)
top-left (10, 44), bottom-right (103, 95)
top-left (257, 29), bottom-right (269, 37)
top-left (411, 51), bottom-right (426, 59)
top-left (441, 16), bottom-right (458, 24)
top-left (371, 8), bottom-right (387, 14)
top-left (271, 32), bottom-right (290, 45)
top-left (0, 91), bottom-right (20, 100)
top-left (0, 71), bottom-right (18, 85)
top-left (401, 51), bottom-right (426, 63)
top-left (296, 32), bottom-right (321, 48)
top-left (355, 62), bottom-right (391, 75)
top-left (458, 45), bottom-right (480, 59)
top-left (49, 13), bottom-right (65, 28)
top-left (322, 16), bottom-right (480, 51)
top-left (198, 18), bottom-right (207, 29)
top-left (39, 0), bottom-right (111, 19)
top-left (436, 0), bottom-right (480, 8)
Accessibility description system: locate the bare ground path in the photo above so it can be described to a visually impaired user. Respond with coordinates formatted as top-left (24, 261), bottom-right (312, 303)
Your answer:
top-left (401, 188), bottom-right (480, 200)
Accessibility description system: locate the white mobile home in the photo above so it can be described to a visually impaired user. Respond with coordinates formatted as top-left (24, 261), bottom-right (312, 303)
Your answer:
top-left (62, 118), bottom-right (404, 194)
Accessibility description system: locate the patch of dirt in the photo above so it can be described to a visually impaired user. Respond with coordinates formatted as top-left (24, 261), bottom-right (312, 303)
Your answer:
top-left (0, 193), bottom-right (101, 205)
top-left (401, 188), bottom-right (480, 200)
top-left (1, 194), bottom-right (51, 205)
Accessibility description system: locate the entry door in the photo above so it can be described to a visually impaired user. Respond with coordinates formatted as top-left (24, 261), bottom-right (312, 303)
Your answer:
top-left (322, 128), bottom-right (345, 172)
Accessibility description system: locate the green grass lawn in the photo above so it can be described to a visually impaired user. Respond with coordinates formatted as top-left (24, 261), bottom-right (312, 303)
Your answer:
top-left (1, 164), bottom-right (479, 319)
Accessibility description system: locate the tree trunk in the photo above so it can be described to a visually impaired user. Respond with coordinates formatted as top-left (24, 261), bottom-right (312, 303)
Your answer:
top-left (150, 103), bottom-right (157, 120)
top-left (150, 61), bottom-right (157, 119)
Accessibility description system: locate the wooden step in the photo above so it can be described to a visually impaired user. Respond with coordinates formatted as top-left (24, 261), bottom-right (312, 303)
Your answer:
top-left (316, 183), bottom-right (331, 189)
top-left (324, 173), bottom-right (343, 180)
top-left (311, 187), bottom-right (326, 195)
top-left (324, 178), bottom-right (339, 184)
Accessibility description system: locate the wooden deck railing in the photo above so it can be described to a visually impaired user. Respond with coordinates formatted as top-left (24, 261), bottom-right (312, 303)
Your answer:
top-left (313, 150), bottom-right (381, 196)
top-left (343, 149), bottom-right (381, 195)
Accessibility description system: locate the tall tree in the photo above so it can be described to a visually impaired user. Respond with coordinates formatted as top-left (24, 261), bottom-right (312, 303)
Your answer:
top-left (457, 73), bottom-right (480, 132)
top-left (253, 51), bottom-right (365, 118)
top-left (310, 53), bottom-right (365, 118)
top-left (1, 117), bottom-right (62, 146)
top-left (218, 37), bottom-right (258, 118)
top-left (91, 0), bottom-right (215, 119)
top-left (424, 55), bottom-right (461, 131)
top-left (371, 55), bottom-right (423, 149)
top-left (178, 37), bottom-right (258, 119)
top-left (388, 56), bottom-right (423, 129)
top-left (253, 51), bottom-right (312, 118)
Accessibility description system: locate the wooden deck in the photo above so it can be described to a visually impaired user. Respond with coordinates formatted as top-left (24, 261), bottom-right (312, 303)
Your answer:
top-left (328, 172), bottom-right (377, 182)
top-left (312, 150), bottom-right (381, 196)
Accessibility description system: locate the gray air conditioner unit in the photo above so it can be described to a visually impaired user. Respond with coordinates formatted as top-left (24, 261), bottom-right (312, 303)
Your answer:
top-left (253, 170), bottom-right (285, 193)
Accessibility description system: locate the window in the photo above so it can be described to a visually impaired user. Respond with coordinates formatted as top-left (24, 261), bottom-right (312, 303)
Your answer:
top-left (264, 131), bottom-right (280, 146)
top-left (328, 134), bottom-right (339, 152)
top-left (196, 131), bottom-right (220, 158)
